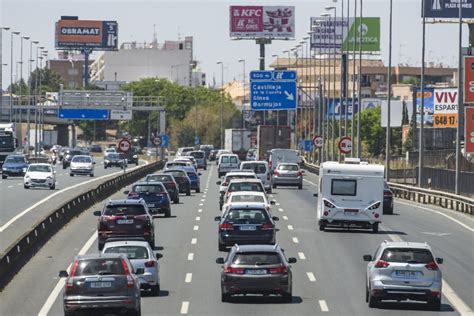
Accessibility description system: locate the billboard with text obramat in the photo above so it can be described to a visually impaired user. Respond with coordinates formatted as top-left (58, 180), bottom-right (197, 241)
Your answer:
top-left (55, 19), bottom-right (118, 50)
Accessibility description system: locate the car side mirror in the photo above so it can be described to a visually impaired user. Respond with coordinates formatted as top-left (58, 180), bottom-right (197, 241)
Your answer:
top-left (363, 255), bottom-right (372, 262)
top-left (270, 200), bottom-right (276, 205)
top-left (216, 258), bottom-right (225, 264)
top-left (123, 190), bottom-right (129, 194)
top-left (301, 170), bottom-right (305, 173)
top-left (92, 161), bottom-right (96, 164)
top-left (313, 193), bottom-right (318, 197)
top-left (216, 181), bottom-right (221, 185)
top-left (214, 216), bottom-right (221, 221)
top-left (135, 268), bottom-right (145, 275)
top-left (436, 257), bottom-right (443, 264)
top-left (198, 173), bottom-right (202, 176)
top-left (288, 257), bottom-right (297, 264)
top-left (93, 210), bottom-right (102, 216)
top-left (156, 253), bottom-right (163, 260)
top-left (59, 270), bottom-right (69, 278)
top-left (272, 216), bottom-right (279, 221)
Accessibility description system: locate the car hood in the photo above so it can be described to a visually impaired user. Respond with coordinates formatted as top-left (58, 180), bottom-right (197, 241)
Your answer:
top-left (25, 171), bottom-right (53, 179)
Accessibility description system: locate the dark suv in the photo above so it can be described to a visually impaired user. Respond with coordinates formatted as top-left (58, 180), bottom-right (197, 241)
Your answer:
top-left (163, 169), bottom-right (191, 196)
top-left (145, 173), bottom-right (180, 204)
top-left (59, 253), bottom-right (142, 316)
top-left (125, 182), bottom-right (171, 217)
top-left (94, 199), bottom-right (155, 250)
top-left (62, 149), bottom-right (83, 169)
top-left (216, 244), bottom-right (296, 302)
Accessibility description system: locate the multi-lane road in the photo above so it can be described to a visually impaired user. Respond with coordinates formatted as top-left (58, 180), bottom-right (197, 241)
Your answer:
top-left (0, 164), bottom-right (473, 315)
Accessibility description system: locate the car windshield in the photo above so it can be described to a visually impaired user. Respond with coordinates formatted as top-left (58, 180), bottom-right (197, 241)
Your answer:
top-left (168, 162), bottom-right (187, 167)
top-left (242, 163), bottom-right (266, 174)
top-left (147, 175), bottom-right (172, 182)
top-left (104, 246), bottom-right (149, 260)
top-left (190, 151), bottom-right (204, 158)
top-left (104, 205), bottom-right (146, 216)
top-left (228, 182), bottom-right (263, 192)
top-left (278, 164), bottom-right (298, 171)
top-left (68, 151), bottom-right (82, 156)
top-left (231, 195), bottom-right (265, 203)
top-left (232, 252), bottom-right (281, 265)
top-left (75, 258), bottom-right (125, 276)
top-left (28, 165), bottom-right (51, 173)
top-left (72, 156), bottom-right (92, 163)
top-left (5, 156), bottom-right (25, 163)
top-left (381, 248), bottom-right (434, 264)
top-left (132, 184), bottom-right (165, 193)
top-left (226, 209), bottom-right (268, 223)
top-left (107, 153), bottom-right (120, 159)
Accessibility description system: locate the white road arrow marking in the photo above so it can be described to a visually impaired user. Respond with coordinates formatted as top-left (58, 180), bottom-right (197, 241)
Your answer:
top-left (284, 91), bottom-right (294, 101)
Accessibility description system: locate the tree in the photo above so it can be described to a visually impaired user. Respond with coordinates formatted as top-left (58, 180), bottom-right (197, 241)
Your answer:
top-left (29, 68), bottom-right (63, 94)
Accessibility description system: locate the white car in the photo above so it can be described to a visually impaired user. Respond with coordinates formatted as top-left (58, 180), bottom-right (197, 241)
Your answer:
top-left (240, 161), bottom-right (272, 193)
top-left (24, 163), bottom-right (56, 190)
top-left (222, 191), bottom-right (275, 213)
top-left (104, 147), bottom-right (116, 154)
top-left (70, 155), bottom-right (95, 177)
top-left (217, 154), bottom-right (240, 177)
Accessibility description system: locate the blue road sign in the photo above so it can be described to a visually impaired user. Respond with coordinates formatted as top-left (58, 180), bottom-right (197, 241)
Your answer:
top-left (303, 140), bottom-right (313, 152)
top-left (250, 70), bottom-right (297, 81)
top-left (250, 70), bottom-right (297, 111)
top-left (58, 108), bottom-right (109, 120)
top-left (194, 136), bottom-right (200, 146)
top-left (159, 134), bottom-right (169, 148)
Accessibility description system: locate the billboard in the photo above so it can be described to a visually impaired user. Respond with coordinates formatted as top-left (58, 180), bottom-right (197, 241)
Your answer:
top-left (465, 56), bottom-right (474, 104)
top-left (423, 0), bottom-right (474, 19)
top-left (230, 6), bottom-right (295, 39)
top-left (433, 88), bottom-right (458, 128)
top-left (466, 107), bottom-right (474, 153)
top-left (416, 88), bottom-right (435, 126)
top-left (310, 17), bottom-right (380, 53)
top-left (55, 20), bottom-right (118, 50)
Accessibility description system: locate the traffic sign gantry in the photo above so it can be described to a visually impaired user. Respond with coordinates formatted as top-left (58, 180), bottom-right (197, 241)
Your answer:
top-left (250, 70), bottom-right (297, 111)
top-left (312, 135), bottom-right (323, 148)
top-left (118, 139), bottom-right (131, 153)
top-left (338, 136), bottom-right (352, 154)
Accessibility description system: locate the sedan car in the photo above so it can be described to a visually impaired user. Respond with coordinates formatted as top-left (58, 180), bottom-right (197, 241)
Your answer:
top-left (272, 163), bottom-right (303, 189)
top-left (383, 181), bottom-right (394, 215)
top-left (59, 253), bottom-right (142, 316)
top-left (104, 153), bottom-right (127, 169)
top-left (102, 240), bottom-right (161, 296)
top-left (145, 173), bottom-right (180, 204)
top-left (364, 241), bottom-right (443, 310)
top-left (69, 155), bottom-right (95, 177)
top-left (163, 169), bottom-right (191, 196)
top-left (125, 182), bottom-right (171, 217)
top-left (215, 203), bottom-right (279, 251)
top-left (216, 244), bottom-right (296, 302)
top-left (2, 154), bottom-right (28, 179)
top-left (23, 163), bottom-right (56, 189)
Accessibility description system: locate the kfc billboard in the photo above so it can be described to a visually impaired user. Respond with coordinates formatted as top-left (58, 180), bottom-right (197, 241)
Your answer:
top-left (55, 19), bottom-right (118, 50)
top-left (230, 6), bottom-right (295, 39)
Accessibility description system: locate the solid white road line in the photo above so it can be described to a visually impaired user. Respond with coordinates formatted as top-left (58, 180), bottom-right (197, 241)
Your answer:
top-left (319, 300), bottom-right (329, 312)
top-left (185, 273), bottom-right (192, 283)
top-left (193, 225), bottom-right (199, 231)
top-left (306, 272), bottom-right (316, 282)
top-left (287, 225), bottom-right (294, 230)
top-left (180, 301), bottom-right (189, 314)
top-left (298, 252), bottom-right (306, 260)
top-left (38, 231), bottom-right (97, 316)
top-left (195, 216), bottom-right (200, 221)
top-left (187, 253), bottom-right (194, 261)
top-left (191, 238), bottom-right (197, 244)
top-left (282, 216), bottom-right (288, 220)
top-left (292, 237), bottom-right (299, 243)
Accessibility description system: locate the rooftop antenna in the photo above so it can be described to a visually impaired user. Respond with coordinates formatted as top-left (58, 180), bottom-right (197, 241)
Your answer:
top-left (152, 24), bottom-right (158, 46)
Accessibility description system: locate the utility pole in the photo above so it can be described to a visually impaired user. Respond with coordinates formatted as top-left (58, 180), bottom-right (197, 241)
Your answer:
top-left (217, 61), bottom-right (224, 149)
top-left (419, 0), bottom-right (426, 187)
top-left (386, 0), bottom-right (393, 181)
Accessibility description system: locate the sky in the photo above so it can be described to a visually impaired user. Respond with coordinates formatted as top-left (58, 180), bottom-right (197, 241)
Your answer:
top-left (0, 0), bottom-right (470, 88)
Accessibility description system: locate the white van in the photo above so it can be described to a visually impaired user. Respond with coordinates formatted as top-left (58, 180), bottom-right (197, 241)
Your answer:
top-left (240, 161), bottom-right (271, 193)
top-left (268, 149), bottom-right (298, 172)
top-left (317, 161), bottom-right (385, 233)
top-left (217, 154), bottom-right (240, 177)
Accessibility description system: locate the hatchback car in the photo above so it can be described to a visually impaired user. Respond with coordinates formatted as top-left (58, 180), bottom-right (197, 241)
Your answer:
top-left (183, 168), bottom-right (201, 193)
top-left (59, 253), bottom-right (142, 316)
top-left (163, 169), bottom-right (191, 196)
top-left (23, 163), bottom-right (56, 189)
top-left (69, 155), bottom-right (95, 177)
top-left (2, 154), bottom-right (28, 179)
top-left (94, 199), bottom-right (155, 250)
top-left (145, 173), bottom-right (180, 204)
top-left (215, 203), bottom-right (279, 251)
top-left (102, 240), bottom-right (161, 295)
top-left (216, 244), bottom-right (296, 302)
top-left (104, 153), bottom-right (127, 169)
top-left (240, 161), bottom-right (272, 193)
top-left (222, 191), bottom-right (275, 213)
top-left (220, 179), bottom-right (266, 210)
top-left (89, 144), bottom-right (102, 153)
top-left (125, 182), bottom-right (171, 217)
top-left (383, 181), bottom-right (394, 215)
top-left (189, 150), bottom-right (207, 170)
top-left (217, 171), bottom-right (258, 210)
top-left (164, 160), bottom-right (192, 170)
top-left (363, 241), bottom-right (443, 310)
top-left (272, 163), bottom-right (304, 189)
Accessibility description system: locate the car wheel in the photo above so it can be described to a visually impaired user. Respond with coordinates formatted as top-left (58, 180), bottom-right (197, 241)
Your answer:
top-left (1, 175), bottom-right (6, 179)
top-left (165, 209), bottom-right (171, 217)
top-left (365, 284), bottom-right (369, 302)
top-left (98, 242), bottom-right (104, 251)
top-left (50, 184), bottom-right (56, 190)
top-left (319, 222), bottom-right (325, 231)
top-left (221, 292), bottom-right (231, 302)
top-left (204, 167), bottom-right (207, 170)
top-left (196, 188), bottom-right (200, 193)
top-left (129, 305), bottom-right (141, 316)
top-left (282, 292), bottom-right (292, 303)
top-left (298, 184), bottom-right (303, 189)
top-left (427, 298), bottom-right (441, 311)
top-left (70, 174), bottom-right (74, 177)
top-left (174, 198), bottom-right (180, 204)
top-left (24, 185), bottom-right (29, 189)
top-left (219, 204), bottom-right (223, 211)
top-left (186, 189), bottom-right (191, 196)
top-left (136, 162), bottom-right (139, 166)
top-left (62, 165), bottom-right (66, 169)
top-left (218, 241), bottom-right (226, 252)
top-left (368, 289), bottom-right (379, 308)
top-left (150, 284), bottom-right (160, 296)
top-left (149, 237), bottom-right (155, 249)
top-left (104, 166), bottom-right (107, 169)
top-left (64, 311), bottom-right (75, 316)
top-left (372, 223), bottom-right (379, 234)
top-left (272, 184), bottom-right (277, 189)
top-left (90, 174), bottom-right (94, 177)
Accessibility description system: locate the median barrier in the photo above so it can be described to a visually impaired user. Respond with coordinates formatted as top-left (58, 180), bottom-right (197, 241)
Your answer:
top-left (0, 160), bottom-right (164, 291)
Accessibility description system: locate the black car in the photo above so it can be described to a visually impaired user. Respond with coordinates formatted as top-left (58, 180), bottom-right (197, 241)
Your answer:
top-left (104, 153), bottom-right (127, 169)
top-left (163, 169), bottom-right (191, 196)
top-left (62, 149), bottom-right (84, 169)
top-left (124, 148), bottom-right (139, 166)
top-left (215, 205), bottom-right (279, 251)
top-left (216, 244), bottom-right (296, 302)
top-left (383, 181), bottom-right (394, 215)
top-left (89, 144), bottom-right (102, 153)
top-left (2, 154), bottom-right (28, 179)
top-left (146, 173), bottom-right (180, 204)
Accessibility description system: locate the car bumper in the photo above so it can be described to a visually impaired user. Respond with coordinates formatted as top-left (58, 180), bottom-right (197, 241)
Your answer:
top-left (177, 183), bottom-right (191, 193)
top-left (190, 182), bottom-right (200, 190)
top-left (70, 168), bottom-right (93, 175)
top-left (63, 295), bottom-right (139, 312)
top-left (2, 170), bottom-right (25, 176)
top-left (370, 280), bottom-right (442, 302)
top-left (98, 232), bottom-right (152, 244)
top-left (147, 204), bottom-right (170, 214)
top-left (24, 179), bottom-right (54, 187)
top-left (222, 274), bottom-right (290, 295)
top-left (137, 271), bottom-right (159, 288)
top-left (273, 177), bottom-right (302, 185)
top-left (219, 233), bottom-right (275, 246)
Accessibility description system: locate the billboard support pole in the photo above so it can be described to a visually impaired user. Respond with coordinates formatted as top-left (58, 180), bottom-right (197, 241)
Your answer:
top-left (357, 0), bottom-right (363, 159)
top-left (455, 3), bottom-right (463, 195)
top-left (418, 0), bottom-right (426, 188)
top-left (351, 0), bottom-right (357, 157)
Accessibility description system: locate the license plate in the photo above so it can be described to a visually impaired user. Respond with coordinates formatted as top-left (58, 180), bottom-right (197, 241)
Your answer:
top-left (344, 209), bottom-right (359, 215)
top-left (246, 269), bottom-right (267, 275)
top-left (117, 219), bottom-right (134, 224)
top-left (147, 203), bottom-right (155, 207)
top-left (239, 225), bottom-right (256, 231)
top-left (90, 281), bottom-right (112, 288)
top-left (395, 270), bottom-right (422, 277)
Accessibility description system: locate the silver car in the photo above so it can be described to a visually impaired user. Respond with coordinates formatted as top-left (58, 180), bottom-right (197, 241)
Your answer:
top-left (272, 163), bottom-right (303, 189)
top-left (103, 240), bottom-right (161, 296)
top-left (364, 241), bottom-right (443, 310)
top-left (189, 150), bottom-right (207, 170)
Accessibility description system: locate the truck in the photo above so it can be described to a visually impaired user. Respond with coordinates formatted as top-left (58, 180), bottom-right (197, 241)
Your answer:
top-left (224, 129), bottom-right (251, 161)
top-left (256, 125), bottom-right (291, 161)
top-left (0, 123), bottom-right (20, 167)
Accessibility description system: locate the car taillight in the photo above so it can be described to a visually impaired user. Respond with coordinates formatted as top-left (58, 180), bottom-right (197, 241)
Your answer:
top-left (122, 259), bottom-right (134, 288)
top-left (323, 199), bottom-right (336, 208)
top-left (384, 191), bottom-right (393, 197)
top-left (66, 260), bottom-right (79, 289)
top-left (219, 223), bottom-right (234, 231)
top-left (144, 260), bottom-right (156, 268)
top-left (223, 182), bottom-right (229, 186)
top-left (268, 266), bottom-right (288, 274)
top-left (261, 223), bottom-right (274, 230)
top-left (274, 171), bottom-right (279, 176)
top-left (267, 173), bottom-right (271, 180)
top-left (425, 262), bottom-right (439, 271)
top-left (297, 171), bottom-right (303, 177)
top-left (224, 267), bottom-right (245, 274)
top-left (128, 192), bottom-right (140, 198)
top-left (374, 260), bottom-right (390, 268)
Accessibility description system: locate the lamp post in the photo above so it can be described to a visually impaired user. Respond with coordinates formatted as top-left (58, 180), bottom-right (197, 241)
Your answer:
top-left (10, 31), bottom-right (20, 122)
top-left (238, 59), bottom-right (246, 128)
top-left (216, 61), bottom-right (224, 149)
top-left (326, 6), bottom-right (337, 161)
top-left (321, 13), bottom-right (331, 160)
top-left (27, 40), bottom-right (38, 154)
top-left (40, 50), bottom-right (48, 146)
top-left (34, 46), bottom-right (44, 156)
top-left (303, 36), bottom-right (311, 144)
top-left (18, 36), bottom-right (29, 149)
top-left (357, 0), bottom-right (363, 158)
top-left (292, 46), bottom-right (300, 149)
top-left (351, 0), bottom-right (357, 157)
top-left (1, 27), bottom-right (10, 113)
top-left (386, 0), bottom-right (393, 181)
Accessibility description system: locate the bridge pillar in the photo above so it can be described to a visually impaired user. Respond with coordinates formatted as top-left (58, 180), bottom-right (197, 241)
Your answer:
top-left (57, 125), bottom-right (69, 146)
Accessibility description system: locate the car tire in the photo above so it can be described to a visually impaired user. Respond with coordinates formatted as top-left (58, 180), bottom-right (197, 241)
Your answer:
top-left (273, 184), bottom-right (277, 189)
top-left (90, 174), bottom-right (94, 177)
top-left (218, 241), bottom-right (226, 252)
top-left (319, 222), bottom-right (325, 231)
top-left (196, 188), bottom-right (200, 193)
top-left (98, 242), bottom-right (104, 251)
top-left (24, 185), bottom-right (29, 189)
top-left (427, 298), bottom-right (441, 311)
top-left (104, 165), bottom-right (107, 169)
top-left (50, 184), bottom-right (55, 190)
top-left (282, 292), bottom-right (292, 303)
top-left (70, 174), bottom-right (74, 177)
top-left (62, 165), bottom-right (66, 169)
top-left (372, 223), bottom-right (379, 234)
top-left (150, 284), bottom-right (160, 296)
top-left (64, 311), bottom-right (75, 316)
top-left (186, 189), bottom-right (191, 196)
top-left (368, 290), bottom-right (379, 308)
top-left (149, 237), bottom-right (155, 249)
top-left (221, 292), bottom-right (231, 302)
top-left (129, 306), bottom-right (141, 316)
top-left (165, 209), bottom-right (171, 217)
top-left (1, 175), bottom-right (6, 179)
top-left (365, 284), bottom-right (369, 302)
top-left (174, 198), bottom-right (180, 204)
top-left (298, 184), bottom-right (303, 190)
top-left (136, 162), bottom-right (139, 166)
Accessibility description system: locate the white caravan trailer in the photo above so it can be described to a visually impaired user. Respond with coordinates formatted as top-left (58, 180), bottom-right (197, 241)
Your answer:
top-left (317, 161), bottom-right (385, 233)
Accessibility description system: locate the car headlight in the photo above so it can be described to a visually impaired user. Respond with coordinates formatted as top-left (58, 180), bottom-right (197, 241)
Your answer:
top-left (25, 175), bottom-right (30, 179)
top-left (323, 199), bottom-right (336, 208)
top-left (2, 168), bottom-right (7, 171)
top-left (368, 202), bottom-right (381, 210)
top-left (46, 176), bottom-right (53, 180)
top-left (23, 167), bottom-right (27, 172)
top-left (133, 155), bottom-right (138, 158)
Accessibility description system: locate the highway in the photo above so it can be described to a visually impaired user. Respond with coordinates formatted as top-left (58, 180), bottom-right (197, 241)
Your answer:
top-left (0, 165), bottom-right (473, 316)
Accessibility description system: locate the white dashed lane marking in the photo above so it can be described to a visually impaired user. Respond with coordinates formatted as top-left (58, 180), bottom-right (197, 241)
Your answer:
top-left (282, 216), bottom-right (288, 220)
top-left (187, 253), bottom-right (194, 261)
top-left (180, 301), bottom-right (189, 314)
top-left (319, 300), bottom-right (329, 312)
top-left (298, 252), bottom-right (306, 260)
top-left (198, 209), bottom-right (203, 213)
top-left (193, 225), bottom-right (199, 231)
top-left (195, 216), bottom-right (200, 221)
top-left (292, 237), bottom-right (299, 243)
top-left (191, 238), bottom-right (197, 244)
top-left (278, 208), bottom-right (284, 212)
top-left (306, 272), bottom-right (316, 282)
top-left (185, 273), bottom-right (192, 283)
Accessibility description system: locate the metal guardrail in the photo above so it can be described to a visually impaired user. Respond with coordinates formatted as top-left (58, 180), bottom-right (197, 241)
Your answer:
top-left (0, 160), bottom-right (165, 290)
top-left (303, 163), bottom-right (473, 216)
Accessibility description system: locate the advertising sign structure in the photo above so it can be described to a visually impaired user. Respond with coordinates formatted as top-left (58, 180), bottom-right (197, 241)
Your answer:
top-left (433, 88), bottom-right (458, 128)
top-left (466, 107), bottom-right (474, 153)
top-left (465, 56), bottom-right (474, 104)
top-left (55, 20), bottom-right (118, 50)
top-left (230, 6), bottom-right (295, 39)
top-left (416, 88), bottom-right (435, 126)
top-left (310, 17), bottom-right (380, 53)
top-left (423, 0), bottom-right (474, 19)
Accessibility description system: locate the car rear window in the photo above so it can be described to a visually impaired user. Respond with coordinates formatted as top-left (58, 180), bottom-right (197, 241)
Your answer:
top-left (331, 179), bottom-right (357, 196)
top-left (165, 170), bottom-right (185, 177)
top-left (230, 157), bottom-right (238, 163)
top-left (147, 175), bottom-right (172, 182)
top-left (190, 152), bottom-right (204, 158)
top-left (278, 164), bottom-right (298, 171)
top-left (104, 246), bottom-right (149, 260)
top-left (75, 258), bottom-right (125, 276)
top-left (226, 209), bottom-right (268, 223)
top-left (232, 252), bottom-right (281, 265)
top-left (228, 183), bottom-right (263, 192)
top-left (242, 163), bottom-right (267, 174)
top-left (381, 248), bottom-right (434, 264)
top-left (29, 165), bottom-right (51, 172)
top-left (104, 205), bottom-right (146, 216)
top-left (187, 172), bottom-right (197, 177)
top-left (225, 174), bottom-right (256, 182)
top-left (72, 156), bottom-right (92, 163)
top-left (231, 195), bottom-right (265, 203)
top-left (5, 156), bottom-right (25, 163)
top-left (132, 184), bottom-right (164, 193)
top-left (221, 156), bottom-right (229, 163)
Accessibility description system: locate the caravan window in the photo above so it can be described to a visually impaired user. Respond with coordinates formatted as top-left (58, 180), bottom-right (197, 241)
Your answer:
top-left (331, 179), bottom-right (357, 196)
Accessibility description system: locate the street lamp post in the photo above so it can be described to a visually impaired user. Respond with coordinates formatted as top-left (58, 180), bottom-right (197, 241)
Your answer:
top-left (454, 1), bottom-right (463, 194)
top-left (351, 0), bottom-right (357, 157)
top-left (27, 40), bottom-right (38, 154)
top-left (238, 59), bottom-right (246, 128)
top-left (321, 13), bottom-right (331, 160)
top-left (216, 61), bottom-right (224, 150)
top-left (0, 27), bottom-right (11, 115)
top-left (34, 46), bottom-right (44, 156)
top-left (18, 36), bottom-right (30, 150)
top-left (10, 31), bottom-right (20, 122)
top-left (386, 0), bottom-right (393, 181)
top-left (326, 6), bottom-right (337, 161)
top-left (357, 0), bottom-right (363, 158)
